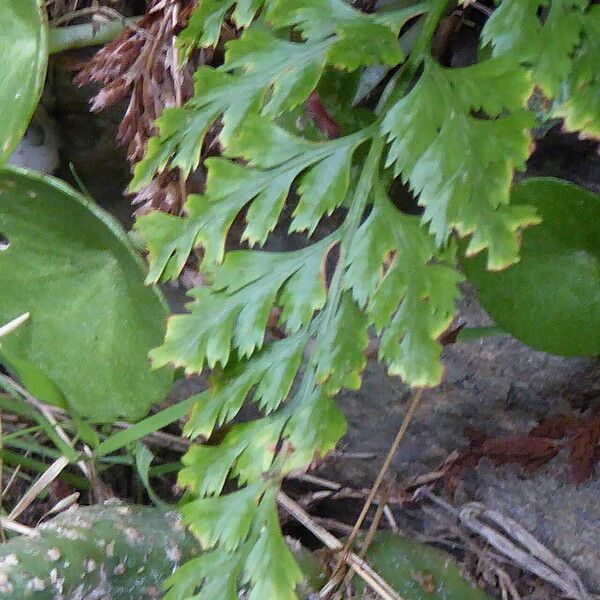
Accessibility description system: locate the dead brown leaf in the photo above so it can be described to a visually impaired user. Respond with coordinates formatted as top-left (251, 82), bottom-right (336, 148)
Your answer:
top-left (444, 410), bottom-right (600, 494)
top-left (529, 414), bottom-right (581, 439)
top-left (481, 435), bottom-right (560, 471)
top-left (569, 417), bottom-right (600, 484)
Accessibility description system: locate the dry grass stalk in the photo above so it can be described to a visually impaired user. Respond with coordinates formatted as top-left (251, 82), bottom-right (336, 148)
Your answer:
top-left (277, 492), bottom-right (404, 600)
top-left (459, 503), bottom-right (592, 600)
top-left (8, 456), bottom-right (70, 521)
top-left (0, 313), bottom-right (30, 339)
top-left (421, 491), bottom-right (593, 600)
top-left (3, 377), bottom-right (92, 480)
top-left (0, 517), bottom-right (39, 538)
top-left (331, 387), bottom-right (425, 585)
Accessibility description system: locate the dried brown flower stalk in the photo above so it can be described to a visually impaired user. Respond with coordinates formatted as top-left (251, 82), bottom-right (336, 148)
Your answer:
top-left (74, 0), bottom-right (207, 214)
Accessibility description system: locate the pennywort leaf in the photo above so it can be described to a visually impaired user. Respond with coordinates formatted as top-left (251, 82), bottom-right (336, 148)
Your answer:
top-left (0, 0), bottom-right (47, 163)
top-left (0, 168), bottom-right (172, 422)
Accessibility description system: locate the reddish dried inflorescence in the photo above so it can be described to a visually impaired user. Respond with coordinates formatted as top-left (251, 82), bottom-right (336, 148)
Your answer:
top-left (74, 1), bottom-right (205, 214)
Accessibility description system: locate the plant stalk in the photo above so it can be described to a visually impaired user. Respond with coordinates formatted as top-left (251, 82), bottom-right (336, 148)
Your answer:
top-left (48, 18), bottom-right (141, 54)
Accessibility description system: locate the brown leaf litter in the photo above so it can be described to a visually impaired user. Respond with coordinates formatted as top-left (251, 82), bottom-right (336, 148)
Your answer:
top-left (445, 407), bottom-right (600, 495)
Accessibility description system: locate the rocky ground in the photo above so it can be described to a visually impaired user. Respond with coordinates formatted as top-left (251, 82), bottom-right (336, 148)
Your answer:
top-left (320, 292), bottom-right (600, 593)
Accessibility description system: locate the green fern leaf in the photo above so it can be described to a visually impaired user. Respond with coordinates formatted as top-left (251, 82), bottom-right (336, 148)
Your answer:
top-left (132, 4), bottom-right (412, 192)
top-left (131, 29), bottom-right (329, 190)
top-left (283, 389), bottom-right (348, 470)
top-left (179, 414), bottom-right (286, 495)
top-left (382, 57), bottom-right (539, 269)
top-left (292, 146), bottom-right (355, 234)
top-left (179, 439), bottom-right (246, 496)
top-left (129, 105), bottom-right (216, 194)
top-left (150, 239), bottom-right (331, 372)
top-left (170, 437), bottom-right (303, 599)
top-left (164, 552), bottom-right (241, 600)
top-left (182, 334), bottom-right (306, 441)
top-left (229, 416), bottom-right (288, 482)
top-left (133, 2), bottom-right (575, 598)
top-left (178, 0), bottom-right (271, 55)
top-left (314, 292), bottom-right (369, 394)
top-left (242, 496), bottom-right (303, 600)
top-left (134, 209), bottom-right (193, 284)
top-left (268, 0), bottom-right (407, 70)
top-left (481, 0), bottom-right (588, 95)
top-left (345, 187), bottom-right (462, 386)
top-left (552, 6), bottom-right (600, 137)
top-left (481, 1), bottom-right (599, 138)
top-left (136, 120), bottom-right (366, 280)
top-left (181, 480), bottom-right (264, 550)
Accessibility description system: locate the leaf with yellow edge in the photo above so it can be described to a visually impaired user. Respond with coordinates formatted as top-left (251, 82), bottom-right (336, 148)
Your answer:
top-left (382, 57), bottom-right (538, 269)
top-left (345, 187), bottom-right (463, 386)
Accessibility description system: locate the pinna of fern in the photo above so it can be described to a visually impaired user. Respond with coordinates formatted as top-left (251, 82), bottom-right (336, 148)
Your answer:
top-left (127, 0), bottom-right (598, 597)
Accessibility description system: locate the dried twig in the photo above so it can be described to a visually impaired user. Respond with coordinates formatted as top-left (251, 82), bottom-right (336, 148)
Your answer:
top-left (336, 485), bottom-right (392, 595)
top-left (8, 456), bottom-right (70, 521)
top-left (44, 492), bottom-right (80, 518)
top-left (0, 313), bottom-right (30, 339)
top-left (420, 490), bottom-right (592, 600)
top-left (312, 517), bottom-right (356, 535)
top-left (277, 492), bottom-right (404, 600)
top-left (286, 471), bottom-right (344, 491)
top-left (404, 450), bottom-right (461, 490)
top-left (330, 451), bottom-right (377, 460)
top-left (418, 498), bottom-right (522, 599)
top-left (46, 0), bottom-right (80, 20)
top-left (0, 517), bottom-right (39, 538)
top-left (459, 503), bottom-right (592, 600)
top-left (3, 463), bottom-right (25, 500)
top-left (334, 388), bottom-right (425, 577)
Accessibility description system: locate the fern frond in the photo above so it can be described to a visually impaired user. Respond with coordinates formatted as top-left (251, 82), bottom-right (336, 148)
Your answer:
top-left (150, 236), bottom-right (333, 371)
top-left (482, 0), bottom-right (587, 93)
top-left (136, 119), bottom-right (366, 278)
top-left (128, 1), bottom-right (600, 597)
top-left (552, 5), bottom-right (600, 137)
top-left (481, 0), bottom-right (599, 137)
top-left (382, 56), bottom-right (538, 269)
top-left (130, 2), bottom-right (417, 192)
top-left (345, 186), bottom-right (463, 385)
top-left (178, 0), bottom-right (272, 53)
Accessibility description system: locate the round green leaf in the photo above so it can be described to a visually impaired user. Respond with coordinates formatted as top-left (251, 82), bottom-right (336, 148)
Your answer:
top-left (355, 532), bottom-right (493, 599)
top-left (0, 167), bottom-right (172, 421)
top-left (462, 177), bottom-right (600, 356)
top-left (0, 0), bottom-right (48, 163)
